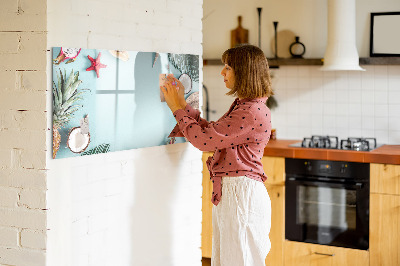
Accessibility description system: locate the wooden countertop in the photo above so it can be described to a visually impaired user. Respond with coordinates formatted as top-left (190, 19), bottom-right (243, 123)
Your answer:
top-left (263, 139), bottom-right (400, 165)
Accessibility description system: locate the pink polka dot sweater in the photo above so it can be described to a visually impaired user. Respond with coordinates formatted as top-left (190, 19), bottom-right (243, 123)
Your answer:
top-left (169, 97), bottom-right (272, 206)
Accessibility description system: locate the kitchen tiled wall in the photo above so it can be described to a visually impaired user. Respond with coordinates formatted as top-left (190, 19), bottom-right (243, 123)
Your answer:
top-left (271, 65), bottom-right (400, 144)
top-left (203, 65), bottom-right (400, 145)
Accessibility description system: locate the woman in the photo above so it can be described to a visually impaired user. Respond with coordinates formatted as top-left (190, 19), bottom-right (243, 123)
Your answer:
top-left (161, 44), bottom-right (273, 266)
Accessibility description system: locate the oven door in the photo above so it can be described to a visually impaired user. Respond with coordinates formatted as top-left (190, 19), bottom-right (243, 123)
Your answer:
top-left (285, 177), bottom-right (369, 250)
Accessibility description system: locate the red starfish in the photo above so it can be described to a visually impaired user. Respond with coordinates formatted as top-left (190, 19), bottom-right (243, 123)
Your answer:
top-left (86, 52), bottom-right (107, 78)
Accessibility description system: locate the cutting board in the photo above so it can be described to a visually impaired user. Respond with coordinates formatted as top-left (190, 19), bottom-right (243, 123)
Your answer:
top-left (231, 16), bottom-right (249, 48)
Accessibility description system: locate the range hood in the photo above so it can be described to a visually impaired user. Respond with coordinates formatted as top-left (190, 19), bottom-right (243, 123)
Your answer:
top-left (320, 0), bottom-right (365, 71)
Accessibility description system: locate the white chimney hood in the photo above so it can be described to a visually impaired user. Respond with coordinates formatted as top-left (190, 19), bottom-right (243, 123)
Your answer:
top-left (320, 0), bottom-right (365, 71)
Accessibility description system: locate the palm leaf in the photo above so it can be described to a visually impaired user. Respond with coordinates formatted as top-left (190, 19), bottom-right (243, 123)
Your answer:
top-left (81, 143), bottom-right (110, 156)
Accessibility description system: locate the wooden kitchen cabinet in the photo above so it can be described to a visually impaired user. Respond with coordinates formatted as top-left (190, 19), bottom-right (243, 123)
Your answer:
top-left (284, 241), bottom-right (369, 266)
top-left (370, 163), bottom-right (400, 195)
top-left (262, 156), bottom-right (285, 266)
top-left (202, 152), bottom-right (213, 258)
top-left (370, 163), bottom-right (400, 266)
top-left (264, 184), bottom-right (285, 266)
top-left (261, 156), bottom-right (285, 186)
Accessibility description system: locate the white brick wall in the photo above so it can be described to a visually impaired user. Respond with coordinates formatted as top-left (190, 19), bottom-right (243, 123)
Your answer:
top-left (46, 1), bottom-right (203, 266)
top-left (0, 0), bottom-right (48, 265)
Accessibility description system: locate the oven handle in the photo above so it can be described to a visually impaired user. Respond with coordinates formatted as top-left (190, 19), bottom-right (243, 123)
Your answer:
top-left (286, 177), bottom-right (364, 189)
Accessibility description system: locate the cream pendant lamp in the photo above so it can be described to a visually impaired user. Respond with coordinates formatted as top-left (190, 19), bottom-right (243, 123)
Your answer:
top-left (320, 0), bottom-right (365, 71)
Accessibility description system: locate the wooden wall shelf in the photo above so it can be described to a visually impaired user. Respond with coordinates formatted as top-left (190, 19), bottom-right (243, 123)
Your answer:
top-left (203, 57), bottom-right (400, 67)
top-left (359, 57), bottom-right (400, 65)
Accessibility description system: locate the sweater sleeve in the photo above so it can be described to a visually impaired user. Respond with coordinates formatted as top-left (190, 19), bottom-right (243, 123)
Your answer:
top-left (173, 106), bottom-right (257, 152)
top-left (168, 104), bottom-right (210, 137)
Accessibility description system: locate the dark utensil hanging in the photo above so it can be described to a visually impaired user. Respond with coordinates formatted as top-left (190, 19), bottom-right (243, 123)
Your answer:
top-left (273, 21), bottom-right (279, 58)
top-left (257, 8), bottom-right (262, 48)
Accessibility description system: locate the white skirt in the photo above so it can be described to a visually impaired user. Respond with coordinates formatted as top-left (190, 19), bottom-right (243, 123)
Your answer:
top-left (212, 176), bottom-right (271, 266)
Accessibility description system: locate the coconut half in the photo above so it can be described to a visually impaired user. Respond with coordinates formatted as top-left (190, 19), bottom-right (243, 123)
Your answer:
top-left (67, 127), bottom-right (90, 153)
top-left (179, 73), bottom-right (192, 94)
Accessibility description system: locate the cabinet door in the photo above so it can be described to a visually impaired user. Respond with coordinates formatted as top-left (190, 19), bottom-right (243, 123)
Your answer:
top-left (284, 241), bottom-right (369, 266)
top-left (265, 184), bottom-right (284, 266)
top-left (370, 193), bottom-right (400, 266)
top-left (370, 163), bottom-right (400, 195)
top-left (262, 156), bottom-right (285, 185)
top-left (202, 152), bottom-right (213, 258)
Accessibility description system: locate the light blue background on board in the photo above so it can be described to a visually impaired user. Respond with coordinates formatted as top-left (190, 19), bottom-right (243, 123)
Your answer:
top-left (52, 47), bottom-right (199, 159)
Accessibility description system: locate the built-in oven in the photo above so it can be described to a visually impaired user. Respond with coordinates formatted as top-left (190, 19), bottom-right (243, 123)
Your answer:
top-left (285, 158), bottom-right (370, 250)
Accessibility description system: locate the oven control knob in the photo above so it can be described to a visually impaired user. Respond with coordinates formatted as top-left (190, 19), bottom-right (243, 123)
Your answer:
top-left (340, 164), bottom-right (347, 174)
top-left (305, 162), bottom-right (312, 171)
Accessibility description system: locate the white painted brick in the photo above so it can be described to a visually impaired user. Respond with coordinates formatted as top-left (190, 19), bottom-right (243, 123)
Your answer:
top-left (0, 227), bottom-right (19, 247)
top-left (181, 16), bottom-right (202, 30)
top-left (0, 90), bottom-right (46, 111)
top-left (19, 189), bottom-right (46, 209)
top-left (105, 178), bottom-right (123, 196)
top-left (0, 71), bottom-right (16, 90)
top-left (0, 0), bottom-right (18, 13)
top-left (152, 39), bottom-right (180, 55)
top-left (0, 129), bottom-right (46, 150)
top-left (71, 218), bottom-right (88, 237)
top-left (0, 32), bottom-right (47, 71)
top-left (0, 187), bottom-right (19, 208)
top-left (20, 229), bottom-right (46, 250)
top-left (121, 36), bottom-right (154, 52)
top-left (136, 24), bottom-right (170, 40)
top-left (19, 0), bottom-right (47, 15)
top-left (87, 164), bottom-right (109, 183)
top-left (0, 208), bottom-right (46, 230)
top-left (88, 212), bottom-right (109, 234)
top-left (87, 33), bottom-right (125, 51)
top-left (130, 0), bottom-right (167, 13)
top-left (16, 70), bottom-right (47, 92)
top-left (166, 0), bottom-right (192, 15)
top-left (122, 10), bottom-right (153, 25)
top-left (191, 31), bottom-right (203, 44)
top-left (10, 148), bottom-right (22, 169)
top-left (0, 169), bottom-right (46, 189)
top-left (190, 3), bottom-right (203, 19)
top-left (0, 149), bottom-right (11, 169)
top-left (0, 110), bottom-right (46, 131)
top-left (0, 13), bottom-right (46, 32)
top-left (0, 247), bottom-right (45, 266)
top-left (20, 150), bottom-right (46, 170)
top-left (0, 32), bottom-right (20, 54)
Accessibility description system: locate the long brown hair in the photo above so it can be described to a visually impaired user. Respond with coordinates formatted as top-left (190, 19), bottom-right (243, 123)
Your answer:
top-left (221, 44), bottom-right (273, 99)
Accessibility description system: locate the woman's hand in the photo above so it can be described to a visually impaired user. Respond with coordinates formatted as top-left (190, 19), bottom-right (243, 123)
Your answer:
top-left (170, 76), bottom-right (187, 108)
top-left (161, 76), bottom-right (187, 113)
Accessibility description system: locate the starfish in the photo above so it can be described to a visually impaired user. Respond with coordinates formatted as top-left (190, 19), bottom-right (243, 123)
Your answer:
top-left (86, 52), bottom-right (107, 78)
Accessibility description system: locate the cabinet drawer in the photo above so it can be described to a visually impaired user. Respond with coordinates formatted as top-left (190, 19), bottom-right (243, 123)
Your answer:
top-left (284, 241), bottom-right (369, 266)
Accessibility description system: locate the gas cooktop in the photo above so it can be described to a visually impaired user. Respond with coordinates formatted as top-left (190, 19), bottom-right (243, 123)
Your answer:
top-left (289, 135), bottom-right (383, 151)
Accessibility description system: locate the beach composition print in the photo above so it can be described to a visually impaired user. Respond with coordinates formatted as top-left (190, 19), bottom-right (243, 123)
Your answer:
top-left (52, 47), bottom-right (200, 159)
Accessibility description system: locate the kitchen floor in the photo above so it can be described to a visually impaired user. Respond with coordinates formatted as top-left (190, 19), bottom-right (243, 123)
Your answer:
top-left (202, 257), bottom-right (211, 266)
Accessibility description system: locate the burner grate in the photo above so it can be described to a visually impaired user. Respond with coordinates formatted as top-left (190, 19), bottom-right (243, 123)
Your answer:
top-left (340, 137), bottom-right (377, 151)
top-left (301, 135), bottom-right (339, 149)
